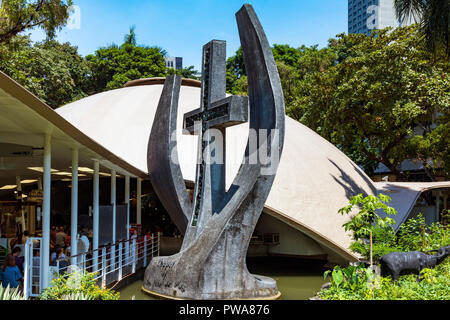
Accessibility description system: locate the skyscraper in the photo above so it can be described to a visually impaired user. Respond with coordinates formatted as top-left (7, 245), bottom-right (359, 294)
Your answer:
top-left (165, 57), bottom-right (183, 71)
top-left (348, 0), bottom-right (416, 35)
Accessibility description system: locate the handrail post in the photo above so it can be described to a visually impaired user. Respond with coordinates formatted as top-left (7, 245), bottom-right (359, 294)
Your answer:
top-left (125, 238), bottom-right (130, 267)
top-left (83, 253), bottom-right (87, 275)
top-left (157, 232), bottom-right (161, 256)
top-left (101, 247), bottom-right (106, 289)
top-left (118, 242), bottom-right (123, 281)
top-left (151, 234), bottom-right (154, 259)
top-left (132, 237), bottom-right (136, 274)
top-left (144, 235), bottom-right (148, 267)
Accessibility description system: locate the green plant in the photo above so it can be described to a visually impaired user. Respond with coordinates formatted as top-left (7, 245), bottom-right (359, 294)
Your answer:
top-left (320, 257), bottom-right (450, 300)
top-left (339, 194), bottom-right (397, 265)
top-left (398, 214), bottom-right (450, 252)
top-left (0, 285), bottom-right (26, 300)
top-left (324, 264), bottom-right (374, 291)
top-left (39, 271), bottom-right (119, 301)
top-left (61, 292), bottom-right (95, 300)
top-left (349, 224), bottom-right (403, 261)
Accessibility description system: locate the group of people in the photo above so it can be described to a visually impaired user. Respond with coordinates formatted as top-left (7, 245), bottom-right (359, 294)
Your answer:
top-left (1, 246), bottom-right (24, 289)
top-left (0, 225), bottom-right (74, 290)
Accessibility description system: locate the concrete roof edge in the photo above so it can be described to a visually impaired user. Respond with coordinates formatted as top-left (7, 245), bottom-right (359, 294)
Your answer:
top-left (0, 71), bottom-right (148, 179)
top-left (124, 77), bottom-right (201, 89)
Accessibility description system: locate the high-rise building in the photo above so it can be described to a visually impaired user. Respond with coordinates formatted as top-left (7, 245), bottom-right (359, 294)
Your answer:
top-left (348, 0), bottom-right (417, 35)
top-left (165, 57), bottom-right (183, 71)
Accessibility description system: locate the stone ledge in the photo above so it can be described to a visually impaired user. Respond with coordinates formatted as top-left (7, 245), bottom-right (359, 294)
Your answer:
top-left (141, 286), bottom-right (282, 301)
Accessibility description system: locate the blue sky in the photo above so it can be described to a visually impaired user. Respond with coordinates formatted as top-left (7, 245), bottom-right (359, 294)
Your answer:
top-left (30, 0), bottom-right (348, 71)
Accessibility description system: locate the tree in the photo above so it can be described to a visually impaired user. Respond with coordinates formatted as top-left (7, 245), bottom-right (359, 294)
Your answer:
top-left (0, 0), bottom-right (73, 44)
top-left (166, 65), bottom-right (199, 80)
top-left (394, 0), bottom-right (450, 56)
top-left (123, 25), bottom-right (137, 46)
top-left (339, 194), bottom-right (397, 266)
top-left (294, 26), bottom-right (449, 180)
top-left (86, 44), bottom-right (166, 93)
top-left (0, 36), bottom-right (90, 108)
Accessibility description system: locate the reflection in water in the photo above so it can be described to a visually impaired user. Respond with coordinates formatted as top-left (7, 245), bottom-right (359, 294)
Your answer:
top-left (119, 257), bottom-right (327, 300)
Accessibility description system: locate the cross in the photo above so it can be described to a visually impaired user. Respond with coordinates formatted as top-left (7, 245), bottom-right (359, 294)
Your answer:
top-left (183, 40), bottom-right (248, 228)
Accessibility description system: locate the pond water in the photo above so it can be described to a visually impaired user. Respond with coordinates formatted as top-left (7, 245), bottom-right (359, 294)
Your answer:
top-left (119, 257), bottom-right (327, 300)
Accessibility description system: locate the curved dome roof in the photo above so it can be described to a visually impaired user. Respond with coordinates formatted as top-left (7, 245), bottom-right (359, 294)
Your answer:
top-left (56, 81), bottom-right (382, 261)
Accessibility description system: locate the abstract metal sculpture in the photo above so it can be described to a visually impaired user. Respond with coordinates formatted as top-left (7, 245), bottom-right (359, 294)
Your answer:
top-left (379, 245), bottom-right (450, 281)
top-left (144, 4), bottom-right (285, 300)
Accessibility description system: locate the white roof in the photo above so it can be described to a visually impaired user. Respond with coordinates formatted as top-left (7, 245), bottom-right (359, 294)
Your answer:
top-left (57, 82), bottom-right (450, 262)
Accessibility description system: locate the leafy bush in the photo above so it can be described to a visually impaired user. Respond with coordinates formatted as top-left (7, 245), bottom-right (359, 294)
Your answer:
top-left (39, 271), bottom-right (119, 301)
top-left (324, 263), bottom-right (374, 291)
top-left (320, 257), bottom-right (450, 300)
top-left (0, 285), bottom-right (26, 300)
top-left (398, 214), bottom-right (450, 252)
top-left (61, 292), bottom-right (95, 300)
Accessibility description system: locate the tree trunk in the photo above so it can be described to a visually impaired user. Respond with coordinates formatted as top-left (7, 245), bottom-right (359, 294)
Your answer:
top-left (370, 230), bottom-right (373, 268)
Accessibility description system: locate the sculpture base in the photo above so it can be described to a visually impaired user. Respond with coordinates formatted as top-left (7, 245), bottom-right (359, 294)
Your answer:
top-left (141, 286), bottom-right (282, 301)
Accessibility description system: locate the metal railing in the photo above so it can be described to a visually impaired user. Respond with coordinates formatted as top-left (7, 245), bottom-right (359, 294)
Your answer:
top-left (23, 233), bottom-right (160, 299)
top-left (56, 234), bottom-right (160, 288)
top-left (24, 238), bottom-right (43, 299)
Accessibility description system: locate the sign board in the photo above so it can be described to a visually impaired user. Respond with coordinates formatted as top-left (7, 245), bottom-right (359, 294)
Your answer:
top-left (28, 190), bottom-right (43, 202)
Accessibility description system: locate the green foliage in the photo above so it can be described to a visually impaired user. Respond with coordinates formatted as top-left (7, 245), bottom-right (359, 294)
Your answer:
top-left (324, 263), bottom-right (374, 291)
top-left (166, 65), bottom-right (199, 80)
top-left (349, 231), bottom-right (403, 262)
top-left (291, 26), bottom-right (450, 180)
top-left (320, 257), bottom-right (450, 300)
top-left (394, 0), bottom-right (450, 55)
top-left (0, 36), bottom-right (91, 108)
top-left (86, 42), bottom-right (167, 93)
top-left (0, 0), bottom-right (73, 44)
top-left (0, 285), bottom-right (26, 300)
top-left (397, 214), bottom-right (450, 252)
top-left (39, 271), bottom-right (119, 300)
top-left (339, 193), bottom-right (397, 241)
top-left (61, 292), bottom-right (95, 300)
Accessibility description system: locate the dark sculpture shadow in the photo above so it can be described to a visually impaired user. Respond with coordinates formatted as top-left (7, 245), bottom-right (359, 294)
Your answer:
top-left (328, 158), bottom-right (377, 200)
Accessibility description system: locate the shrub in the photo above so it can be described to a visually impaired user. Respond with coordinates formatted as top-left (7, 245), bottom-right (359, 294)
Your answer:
top-left (0, 285), bottom-right (26, 300)
top-left (398, 214), bottom-right (450, 252)
top-left (320, 257), bottom-right (450, 300)
top-left (350, 225), bottom-right (403, 261)
top-left (39, 271), bottom-right (119, 301)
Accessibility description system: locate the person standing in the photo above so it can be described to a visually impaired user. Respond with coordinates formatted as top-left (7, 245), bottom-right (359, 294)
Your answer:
top-left (11, 247), bottom-right (23, 276)
top-left (55, 227), bottom-right (66, 249)
top-left (1, 255), bottom-right (22, 288)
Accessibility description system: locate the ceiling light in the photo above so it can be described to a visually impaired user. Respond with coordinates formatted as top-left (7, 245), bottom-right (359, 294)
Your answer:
top-left (28, 167), bottom-right (58, 173)
top-left (21, 179), bottom-right (38, 184)
top-left (0, 185), bottom-right (17, 190)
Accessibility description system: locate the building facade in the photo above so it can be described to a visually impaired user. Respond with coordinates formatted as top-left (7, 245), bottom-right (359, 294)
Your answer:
top-left (165, 57), bottom-right (183, 71)
top-left (348, 0), bottom-right (416, 35)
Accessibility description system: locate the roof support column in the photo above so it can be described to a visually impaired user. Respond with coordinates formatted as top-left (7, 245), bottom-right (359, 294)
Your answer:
top-left (125, 175), bottom-right (130, 240)
top-left (16, 176), bottom-right (25, 233)
top-left (137, 178), bottom-right (142, 226)
top-left (435, 190), bottom-right (441, 223)
top-left (41, 134), bottom-right (51, 290)
top-left (111, 170), bottom-right (116, 268)
top-left (15, 176), bottom-right (21, 199)
top-left (70, 148), bottom-right (79, 266)
top-left (125, 175), bottom-right (130, 265)
top-left (92, 160), bottom-right (100, 272)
